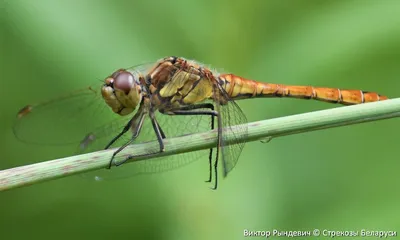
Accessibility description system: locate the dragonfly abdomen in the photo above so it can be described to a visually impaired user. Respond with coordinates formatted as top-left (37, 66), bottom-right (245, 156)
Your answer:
top-left (219, 74), bottom-right (388, 105)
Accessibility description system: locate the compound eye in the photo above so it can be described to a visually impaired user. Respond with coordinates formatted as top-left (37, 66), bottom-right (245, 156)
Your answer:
top-left (114, 71), bottom-right (134, 94)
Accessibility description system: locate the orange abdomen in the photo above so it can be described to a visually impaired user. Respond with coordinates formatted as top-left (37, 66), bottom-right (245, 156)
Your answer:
top-left (219, 74), bottom-right (388, 105)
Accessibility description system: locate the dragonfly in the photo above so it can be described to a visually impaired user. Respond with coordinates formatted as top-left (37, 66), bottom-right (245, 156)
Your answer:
top-left (14, 56), bottom-right (388, 189)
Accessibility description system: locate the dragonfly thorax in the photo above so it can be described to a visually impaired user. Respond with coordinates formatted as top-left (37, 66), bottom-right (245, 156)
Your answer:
top-left (101, 69), bottom-right (142, 116)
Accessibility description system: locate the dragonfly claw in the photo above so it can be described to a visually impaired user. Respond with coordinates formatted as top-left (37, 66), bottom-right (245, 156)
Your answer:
top-left (106, 161), bottom-right (113, 169)
top-left (107, 156), bottom-right (115, 169)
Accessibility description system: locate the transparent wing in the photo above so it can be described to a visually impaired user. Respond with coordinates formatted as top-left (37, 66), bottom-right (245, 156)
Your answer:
top-left (79, 107), bottom-right (214, 181)
top-left (214, 85), bottom-right (248, 177)
top-left (13, 85), bottom-right (128, 146)
top-left (13, 60), bottom-right (222, 181)
top-left (13, 62), bottom-right (156, 146)
top-left (14, 84), bottom-right (214, 181)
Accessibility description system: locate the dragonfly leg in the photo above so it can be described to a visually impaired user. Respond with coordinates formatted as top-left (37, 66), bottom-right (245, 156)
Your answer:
top-left (108, 112), bottom-right (146, 168)
top-left (206, 110), bottom-right (215, 183)
top-left (149, 110), bottom-right (165, 152)
top-left (166, 104), bottom-right (220, 190)
top-left (104, 118), bottom-right (133, 150)
top-left (115, 111), bottom-right (167, 168)
top-left (105, 99), bottom-right (147, 150)
top-left (212, 107), bottom-right (223, 190)
top-left (165, 103), bottom-right (216, 182)
top-left (155, 118), bottom-right (166, 139)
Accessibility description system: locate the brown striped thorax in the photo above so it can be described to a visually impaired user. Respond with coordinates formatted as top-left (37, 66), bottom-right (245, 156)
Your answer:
top-left (146, 57), bottom-right (216, 107)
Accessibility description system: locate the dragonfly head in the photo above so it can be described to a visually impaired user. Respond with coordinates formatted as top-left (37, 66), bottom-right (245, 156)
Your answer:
top-left (101, 69), bottom-right (142, 116)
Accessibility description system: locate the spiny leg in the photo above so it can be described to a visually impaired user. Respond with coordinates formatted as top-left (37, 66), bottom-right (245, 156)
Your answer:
top-left (150, 110), bottom-right (165, 152)
top-left (166, 103), bottom-right (219, 189)
top-left (108, 113), bottom-right (146, 169)
top-left (113, 110), bottom-right (166, 167)
top-left (212, 108), bottom-right (223, 190)
top-left (206, 111), bottom-right (215, 183)
top-left (168, 104), bottom-right (215, 181)
top-left (155, 118), bottom-right (166, 139)
top-left (164, 103), bottom-right (215, 182)
top-left (180, 104), bottom-right (215, 183)
top-left (104, 118), bottom-right (133, 150)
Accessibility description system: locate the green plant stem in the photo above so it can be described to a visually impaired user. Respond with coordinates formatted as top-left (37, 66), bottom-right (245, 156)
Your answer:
top-left (1, 98), bottom-right (400, 191)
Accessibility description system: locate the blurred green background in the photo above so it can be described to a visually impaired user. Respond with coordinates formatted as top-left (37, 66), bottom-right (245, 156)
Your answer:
top-left (1, 0), bottom-right (400, 239)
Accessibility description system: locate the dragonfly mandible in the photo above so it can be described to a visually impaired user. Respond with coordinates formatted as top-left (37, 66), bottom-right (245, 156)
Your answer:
top-left (14, 56), bottom-right (388, 189)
